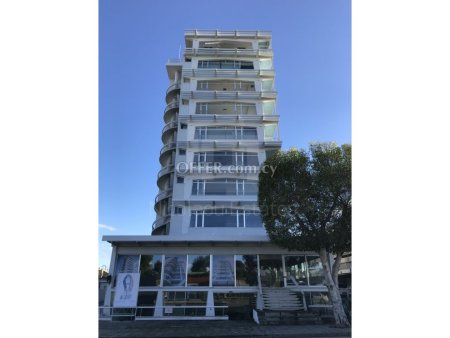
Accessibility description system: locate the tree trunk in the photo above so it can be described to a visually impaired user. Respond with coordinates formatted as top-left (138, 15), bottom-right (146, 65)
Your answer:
top-left (319, 248), bottom-right (350, 328)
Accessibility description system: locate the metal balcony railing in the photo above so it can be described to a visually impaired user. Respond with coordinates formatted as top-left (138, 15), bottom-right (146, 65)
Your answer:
top-left (162, 121), bottom-right (178, 135)
top-left (152, 215), bottom-right (171, 231)
top-left (184, 29), bottom-right (271, 38)
top-left (155, 189), bottom-right (173, 205)
top-left (181, 91), bottom-right (277, 100)
top-left (160, 142), bottom-right (177, 156)
top-left (184, 48), bottom-right (272, 58)
top-left (182, 69), bottom-right (275, 79)
top-left (166, 83), bottom-right (181, 96)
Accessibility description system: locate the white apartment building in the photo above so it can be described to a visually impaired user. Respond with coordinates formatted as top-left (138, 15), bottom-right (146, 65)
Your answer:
top-left (101, 30), bottom-right (330, 321)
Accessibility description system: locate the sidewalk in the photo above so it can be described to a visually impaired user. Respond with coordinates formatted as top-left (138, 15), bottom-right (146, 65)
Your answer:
top-left (99, 320), bottom-right (351, 338)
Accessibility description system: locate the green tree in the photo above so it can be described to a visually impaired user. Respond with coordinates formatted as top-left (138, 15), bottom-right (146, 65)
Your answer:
top-left (258, 143), bottom-right (351, 327)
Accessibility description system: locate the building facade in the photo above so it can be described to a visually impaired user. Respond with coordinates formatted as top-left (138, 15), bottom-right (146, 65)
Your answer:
top-left (102, 30), bottom-right (330, 321)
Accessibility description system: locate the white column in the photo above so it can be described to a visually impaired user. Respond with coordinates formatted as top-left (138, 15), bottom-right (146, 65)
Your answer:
top-left (206, 290), bottom-right (215, 317)
top-left (154, 290), bottom-right (164, 317)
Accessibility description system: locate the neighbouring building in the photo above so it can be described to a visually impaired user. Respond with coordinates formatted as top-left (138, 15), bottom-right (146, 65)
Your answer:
top-left (101, 30), bottom-right (334, 321)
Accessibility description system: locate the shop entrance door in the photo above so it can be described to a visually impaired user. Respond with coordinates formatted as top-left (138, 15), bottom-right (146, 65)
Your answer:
top-left (258, 255), bottom-right (283, 287)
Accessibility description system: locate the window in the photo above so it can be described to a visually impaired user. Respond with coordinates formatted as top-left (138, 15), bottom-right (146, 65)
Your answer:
top-left (187, 255), bottom-right (210, 286)
top-left (174, 206), bottom-right (183, 214)
top-left (190, 209), bottom-right (263, 228)
top-left (195, 102), bottom-right (256, 115)
top-left (235, 255), bottom-right (258, 286)
top-left (163, 255), bottom-right (187, 287)
top-left (139, 255), bottom-right (162, 287)
top-left (193, 151), bottom-right (259, 166)
top-left (194, 126), bottom-right (257, 140)
top-left (179, 149), bottom-right (186, 155)
top-left (197, 60), bottom-right (254, 70)
top-left (180, 123), bottom-right (187, 130)
top-left (212, 255), bottom-right (234, 286)
top-left (177, 176), bottom-right (184, 183)
top-left (192, 179), bottom-right (258, 196)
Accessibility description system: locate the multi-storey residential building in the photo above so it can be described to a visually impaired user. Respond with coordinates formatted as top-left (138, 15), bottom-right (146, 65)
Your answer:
top-left (102, 30), bottom-right (330, 321)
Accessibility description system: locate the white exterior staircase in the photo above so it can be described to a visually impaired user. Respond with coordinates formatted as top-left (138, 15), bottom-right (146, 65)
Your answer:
top-left (261, 288), bottom-right (304, 311)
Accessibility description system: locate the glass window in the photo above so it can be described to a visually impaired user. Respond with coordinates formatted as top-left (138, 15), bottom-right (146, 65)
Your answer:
top-left (163, 291), bottom-right (207, 317)
top-left (187, 255), bottom-right (210, 286)
top-left (212, 255), bottom-right (235, 286)
top-left (204, 210), bottom-right (236, 227)
top-left (235, 255), bottom-right (258, 286)
top-left (307, 256), bottom-right (325, 285)
top-left (163, 255), bottom-right (187, 287)
top-left (139, 255), bottom-right (162, 286)
top-left (245, 212), bottom-right (263, 227)
top-left (284, 256), bottom-right (308, 285)
top-left (213, 293), bottom-right (256, 319)
top-left (136, 292), bottom-right (157, 317)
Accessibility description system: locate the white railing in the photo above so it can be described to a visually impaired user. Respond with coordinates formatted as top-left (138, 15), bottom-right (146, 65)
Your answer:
top-left (182, 69), bottom-right (275, 79)
top-left (184, 30), bottom-right (271, 38)
top-left (184, 48), bottom-right (272, 57)
top-left (181, 91), bottom-right (277, 100)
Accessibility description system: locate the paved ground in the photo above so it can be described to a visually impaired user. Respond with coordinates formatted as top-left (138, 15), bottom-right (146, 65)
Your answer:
top-left (99, 320), bottom-right (351, 338)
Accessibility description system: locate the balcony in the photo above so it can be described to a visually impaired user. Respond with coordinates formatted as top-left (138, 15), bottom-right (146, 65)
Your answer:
top-left (178, 115), bottom-right (280, 124)
top-left (184, 48), bottom-right (272, 58)
top-left (184, 30), bottom-right (272, 39)
top-left (181, 90), bottom-right (277, 100)
top-left (176, 140), bottom-right (282, 150)
top-left (182, 68), bottom-right (275, 79)
top-left (161, 121), bottom-right (178, 144)
top-left (164, 101), bottom-right (179, 123)
top-left (160, 142), bottom-right (177, 157)
top-left (154, 189), bottom-right (173, 212)
top-left (157, 164), bottom-right (175, 189)
top-left (166, 82), bottom-right (180, 104)
top-left (152, 215), bottom-right (170, 231)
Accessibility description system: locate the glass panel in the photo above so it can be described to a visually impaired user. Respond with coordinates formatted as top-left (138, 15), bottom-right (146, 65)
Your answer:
top-left (139, 255), bottom-right (162, 286)
top-left (212, 255), bottom-right (235, 286)
top-left (244, 182), bottom-right (258, 195)
top-left (213, 293), bottom-right (256, 319)
top-left (235, 255), bottom-right (258, 286)
top-left (136, 292), bottom-right (157, 317)
top-left (284, 256), bottom-right (308, 285)
top-left (245, 212), bottom-right (262, 227)
top-left (187, 255), bottom-right (210, 286)
top-left (242, 128), bottom-right (258, 139)
top-left (204, 212), bottom-right (236, 227)
top-left (163, 255), bottom-right (187, 287)
top-left (259, 255), bottom-right (284, 287)
top-left (307, 256), bottom-right (325, 285)
top-left (163, 291), bottom-right (207, 317)
top-left (189, 213), bottom-right (197, 227)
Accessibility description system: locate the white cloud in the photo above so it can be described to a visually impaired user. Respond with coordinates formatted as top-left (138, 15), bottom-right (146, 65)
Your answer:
top-left (99, 224), bottom-right (117, 231)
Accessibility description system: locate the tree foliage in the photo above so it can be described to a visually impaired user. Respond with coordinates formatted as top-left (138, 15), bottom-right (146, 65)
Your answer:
top-left (258, 143), bottom-right (351, 255)
top-left (258, 143), bottom-right (351, 327)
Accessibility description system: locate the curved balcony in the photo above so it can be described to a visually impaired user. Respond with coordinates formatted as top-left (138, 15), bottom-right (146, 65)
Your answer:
top-left (152, 215), bottom-right (170, 232)
top-left (164, 101), bottom-right (179, 123)
top-left (157, 164), bottom-right (174, 189)
top-left (165, 83), bottom-right (180, 104)
top-left (159, 142), bottom-right (176, 165)
top-left (161, 120), bottom-right (178, 143)
top-left (154, 189), bottom-right (173, 212)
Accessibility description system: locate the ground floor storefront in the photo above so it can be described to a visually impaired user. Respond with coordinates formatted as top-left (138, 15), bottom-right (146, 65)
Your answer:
top-left (100, 238), bottom-right (334, 321)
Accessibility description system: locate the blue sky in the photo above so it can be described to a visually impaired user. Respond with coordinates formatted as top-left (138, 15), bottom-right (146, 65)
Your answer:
top-left (99, 0), bottom-right (351, 268)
